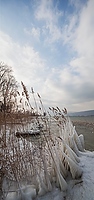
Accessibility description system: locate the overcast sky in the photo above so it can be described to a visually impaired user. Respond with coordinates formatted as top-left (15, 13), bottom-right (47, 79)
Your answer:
top-left (0, 0), bottom-right (94, 112)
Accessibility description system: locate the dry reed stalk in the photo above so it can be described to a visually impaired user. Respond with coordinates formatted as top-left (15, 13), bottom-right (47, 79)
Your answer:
top-left (1, 85), bottom-right (83, 200)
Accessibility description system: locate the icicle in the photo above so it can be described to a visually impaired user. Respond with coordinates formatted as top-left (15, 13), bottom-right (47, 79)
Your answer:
top-left (58, 136), bottom-right (80, 163)
top-left (65, 148), bottom-right (78, 165)
top-left (38, 174), bottom-right (48, 196)
top-left (79, 134), bottom-right (85, 150)
top-left (55, 166), bottom-right (67, 191)
top-left (54, 145), bottom-right (68, 178)
top-left (50, 165), bottom-right (56, 183)
top-left (65, 143), bottom-right (80, 163)
top-left (69, 135), bottom-right (80, 156)
top-left (51, 147), bottom-right (67, 191)
top-left (68, 135), bottom-right (74, 149)
top-left (73, 126), bottom-right (84, 151)
top-left (62, 151), bottom-right (83, 179)
top-left (43, 156), bottom-right (52, 191)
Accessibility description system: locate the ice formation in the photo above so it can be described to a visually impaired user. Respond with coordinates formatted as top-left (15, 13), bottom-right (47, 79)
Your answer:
top-left (1, 113), bottom-right (86, 200)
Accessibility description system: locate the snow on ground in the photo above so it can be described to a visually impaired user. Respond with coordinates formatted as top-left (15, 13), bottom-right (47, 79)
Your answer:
top-left (66, 151), bottom-right (94, 200)
top-left (1, 150), bottom-right (94, 200)
top-left (1, 116), bottom-right (94, 200)
top-left (36, 151), bottom-right (94, 200)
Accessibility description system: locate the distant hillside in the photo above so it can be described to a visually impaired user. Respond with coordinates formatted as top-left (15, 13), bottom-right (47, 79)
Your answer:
top-left (69, 110), bottom-right (94, 116)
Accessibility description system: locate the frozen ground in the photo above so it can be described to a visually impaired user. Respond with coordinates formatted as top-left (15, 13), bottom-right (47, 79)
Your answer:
top-left (1, 116), bottom-right (94, 200)
top-left (2, 151), bottom-right (94, 200)
top-left (36, 151), bottom-right (94, 200)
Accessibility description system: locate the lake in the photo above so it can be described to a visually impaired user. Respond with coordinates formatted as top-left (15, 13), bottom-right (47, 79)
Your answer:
top-left (70, 116), bottom-right (94, 151)
top-left (13, 115), bottom-right (94, 151)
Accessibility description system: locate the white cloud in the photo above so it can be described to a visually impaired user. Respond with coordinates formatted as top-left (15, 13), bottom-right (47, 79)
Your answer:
top-left (55, 0), bottom-right (94, 109)
top-left (73, 0), bottom-right (94, 56)
top-left (0, 30), bottom-right (70, 108)
top-left (0, 0), bottom-right (94, 112)
top-left (35, 0), bottom-right (63, 44)
top-left (0, 31), bottom-right (45, 86)
top-left (62, 14), bottom-right (78, 45)
top-left (24, 26), bottom-right (40, 41)
top-left (69, 0), bottom-right (84, 10)
top-left (69, 0), bottom-right (94, 91)
top-left (35, 0), bottom-right (63, 23)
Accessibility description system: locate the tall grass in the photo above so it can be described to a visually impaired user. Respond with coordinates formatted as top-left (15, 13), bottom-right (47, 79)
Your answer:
top-left (0, 83), bottom-right (84, 200)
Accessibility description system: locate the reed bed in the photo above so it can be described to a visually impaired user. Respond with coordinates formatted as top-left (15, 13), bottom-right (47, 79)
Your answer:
top-left (0, 84), bottom-right (84, 200)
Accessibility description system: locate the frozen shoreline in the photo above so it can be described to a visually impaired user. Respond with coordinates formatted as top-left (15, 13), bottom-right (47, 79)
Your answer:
top-left (1, 115), bottom-right (94, 200)
top-left (2, 151), bottom-right (94, 200)
top-left (36, 151), bottom-right (94, 200)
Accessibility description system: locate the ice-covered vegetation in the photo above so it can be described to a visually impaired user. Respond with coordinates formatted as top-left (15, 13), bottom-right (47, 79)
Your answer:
top-left (0, 64), bottom-right (94, 200)
top-left (1, 82), bottom-right (87, 200)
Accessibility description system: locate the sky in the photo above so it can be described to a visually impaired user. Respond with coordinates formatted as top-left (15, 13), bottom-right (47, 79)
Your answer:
top-left (0, 0), bottom-right (94, 112)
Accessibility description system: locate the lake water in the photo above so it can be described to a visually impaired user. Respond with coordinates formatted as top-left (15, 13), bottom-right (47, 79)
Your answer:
top-left (70, 116), bottom-right (94, 151)
top-left (14, 116), bottom-right (94, 151)
top-left (23, 116), bottom-right (94, 151)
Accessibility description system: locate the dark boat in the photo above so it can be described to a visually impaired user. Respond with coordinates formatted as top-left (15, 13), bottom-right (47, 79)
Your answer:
top-left (16, 128), bottom-right (40, 137)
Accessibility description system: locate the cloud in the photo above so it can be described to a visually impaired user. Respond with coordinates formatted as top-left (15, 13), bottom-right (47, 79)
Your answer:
top-left (73, 0), bottom-right (94, 55)
top-left (69, 0), bottom-right (85, 10)
top-left (69, 0), bottom-right (94, 93)
top-left (34, 0), bottom-right (63, 44)
top-left (24, 26), bottom-right (40, 41)
top-left (44, 0), bottom-right (94, 108)
top-left (35, 0), bottom-right (63, 23)
top-left (0, 0), bottom-right (94, 112)
top-left (0, 30), bottom-right (45, 87)
top-left (0, 30), bottom-right (69, 108)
